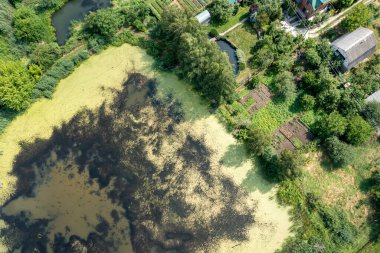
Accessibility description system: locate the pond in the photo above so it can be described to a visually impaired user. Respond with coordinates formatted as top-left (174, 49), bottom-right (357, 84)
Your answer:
top-left (216, 40), bottom-right (239, 75)
top-left (51, 0), bottom-right (111, 45)
top-left (0, 45), bottom-right (291, 253)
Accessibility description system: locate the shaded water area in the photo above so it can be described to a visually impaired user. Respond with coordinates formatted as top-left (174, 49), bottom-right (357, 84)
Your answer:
top-left (216, 40), bottom-right (239, 75)
top-left (0, 73), bottom-right (255, 252)
top-left (52, 0), bottom-right (111, 45)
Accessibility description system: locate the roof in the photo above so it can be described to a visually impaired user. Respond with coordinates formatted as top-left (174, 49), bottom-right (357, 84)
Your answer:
top-left (307, 0), bottom-right (330, 10)
top-left (366, 90), bottom-right (380, 103)
top-left (195, 10), bottom-right (211, 24)
top-left (332, 27), bottom-right (377, 64)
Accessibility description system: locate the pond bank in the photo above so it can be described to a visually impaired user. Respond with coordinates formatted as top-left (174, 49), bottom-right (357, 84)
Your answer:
top-left (0, 44), bottom-right (292, 252)
top-left (52, 0), bottom-right (111, 45)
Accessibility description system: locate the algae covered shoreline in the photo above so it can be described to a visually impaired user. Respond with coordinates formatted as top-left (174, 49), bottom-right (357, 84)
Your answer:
top-left (0, 44), bottom-right (291, 252)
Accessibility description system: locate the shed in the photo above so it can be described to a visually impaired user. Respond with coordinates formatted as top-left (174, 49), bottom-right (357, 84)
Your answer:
top-left (331, 27), bottom-right (377, 71)
top-left (366, 90), bottom-right (380, 103)
top-left (195, 10), bottom-right (211, 24)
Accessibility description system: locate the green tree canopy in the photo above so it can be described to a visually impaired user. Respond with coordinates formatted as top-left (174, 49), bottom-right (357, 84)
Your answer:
top-left (149, 7), bottom-right (236, 104)
top-left (340, 3), bottom-right (373, 32)
top-left (315, 111), bottom-right (347, 139)
top-left (245, 127), bottom-right (272, 156)
top-left (345, 115), bottom-right (373, 145)
top-left (83, 9), bottom-right (124, 40)
top-left (13, 5), bottom-right (51, 43)
top-left (273, 71), bottom-right (296, 100)
top-left (0, 61), bottom-right (35, 111)
top-left (277, 150), bottom-right (305, 180)
top-left (324, 136), bottom-right (354, 167)
top-left (209, 0), bottom-right (234, 24)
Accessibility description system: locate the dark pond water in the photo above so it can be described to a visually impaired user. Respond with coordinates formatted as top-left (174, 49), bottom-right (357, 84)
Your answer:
top-left (216, 40), bottom-right (239, 75)
top-left (52, 0), bottom-right (111, 45)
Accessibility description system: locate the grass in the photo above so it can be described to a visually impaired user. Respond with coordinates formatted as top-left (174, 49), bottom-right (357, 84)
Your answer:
top-left (209, 6), bottom-right (250, 33)
top-left (225, 22), bottom-right (258, 58)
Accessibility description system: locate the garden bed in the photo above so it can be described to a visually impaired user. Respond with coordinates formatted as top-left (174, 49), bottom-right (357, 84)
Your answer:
top-left (239, 84), bottom-right (273, 113)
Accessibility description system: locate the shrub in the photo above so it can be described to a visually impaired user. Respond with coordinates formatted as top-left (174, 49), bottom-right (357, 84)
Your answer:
top-left (324, 136), bottom-right (354, 167)
top-left (209, 28), bottom-right (219, 38)
top-left (30, 43), bottom-right (61, 70)
top-left (83, 9), bottom-right (124, 41)
top-left (277, 150), bottom-right (305, 180)
top-left (277, 180), bottom-right (303, 206)
top-left (0, 61), bottom-right (35, 111)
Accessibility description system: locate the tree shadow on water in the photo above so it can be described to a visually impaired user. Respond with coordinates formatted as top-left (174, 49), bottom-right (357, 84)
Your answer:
top-left (220, 144), bottom-right (247, 168)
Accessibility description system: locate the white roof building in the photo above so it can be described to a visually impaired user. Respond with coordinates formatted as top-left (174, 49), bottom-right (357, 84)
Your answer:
top-left (366, 90), bottom-right (380, 103)
top-left (195, 10), bottom-right (211, 24)
top-left (331, 27), bottom-right (377, 71)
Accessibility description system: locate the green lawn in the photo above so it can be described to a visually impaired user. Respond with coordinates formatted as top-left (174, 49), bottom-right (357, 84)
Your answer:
top-left (225, 22), bottom-right (258, 58)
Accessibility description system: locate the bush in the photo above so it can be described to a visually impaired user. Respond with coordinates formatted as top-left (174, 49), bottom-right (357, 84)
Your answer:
top-left (324, 136), bottom-right (354, 167)
top-left (209, 28), bottom-right (219, 38)
top-left (0, 61), bottom-right (35, 111)
top-left (277, 180), bottom-right (303, 206)
top-left (83, 9), bottom-right (124, 41)
top-left (344, 115), bottom-right (373, 145)
top-left (30, 43), bottom-right (61, 70)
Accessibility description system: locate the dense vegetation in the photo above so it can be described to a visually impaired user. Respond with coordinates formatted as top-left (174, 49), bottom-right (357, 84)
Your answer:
top-left (149, 7), bottom-right (237, 104)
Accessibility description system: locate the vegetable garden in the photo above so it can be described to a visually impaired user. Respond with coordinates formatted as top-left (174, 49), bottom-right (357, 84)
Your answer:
top-left (147, 0), bottom-right (212, 18)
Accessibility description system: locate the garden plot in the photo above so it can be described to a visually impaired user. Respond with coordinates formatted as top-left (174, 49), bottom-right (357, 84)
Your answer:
top-left (148, 0), bottom-right (212, 18)
top-left (239, 85), bottom-right (273, 113)
top-left (273, 119), bottom-right (313, 152)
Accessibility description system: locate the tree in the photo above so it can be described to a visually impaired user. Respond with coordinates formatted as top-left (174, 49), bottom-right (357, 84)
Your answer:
top-left (273, 71), bottom-right (296, 100)
top-left (300, 94), bottom-right (315, 111)
top-left (251, 46), bottom-right (274, 69)
top-left (30, 43), bottom-right (61, 70)
top-left (336, 0), bottom-right (355, 9)
top-left (209, 0), bottom-right (233, 24)
top-left (277, 150), bottom-right (305, 180)
top-left (304, 48), bottom-right (321, 68)
top-left (149, 7), bottom-right (236, 103)
top-left (364, 101), bottom-right (380, 129)
top-left (0, 61), bottom-right (35, 111)
top-left (121, 0), bottom-right (150, 31)
top-left (317, 88), bottom-right (341, 113)
top-left (245, 127), bottom-right (272, 156)
top-left (345, 115), bottom-right (373, 145)
top-left (340, 3), bottom-right (373, 32)
top-left (13, 5), bottom-right (50, 43)
top-left (315, 111), bottom-right (347, 139)
top-left (324, 136), bottom-right (354, 167)
top-left (83, 9), bottom-right (124, 40)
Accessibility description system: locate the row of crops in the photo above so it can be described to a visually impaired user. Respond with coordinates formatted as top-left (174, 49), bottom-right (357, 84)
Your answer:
top-left (148, 0), bottom-right (213, 19)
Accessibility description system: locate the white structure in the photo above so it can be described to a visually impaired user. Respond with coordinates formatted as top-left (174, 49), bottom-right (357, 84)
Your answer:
top-left (195, 10), bottom-right (211, 24)
top-left (331, 27), bottom-right (377, 71)
top-left (366, 90), bottom-right (380, 103)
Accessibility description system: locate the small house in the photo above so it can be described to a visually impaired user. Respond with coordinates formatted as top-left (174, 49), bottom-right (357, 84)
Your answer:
top-left (331, 27), bottom-right (377, 71)
top-left (296, 0), bottom-right (330, 19)
top-left (195, 10), bottom-right (211, 24)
